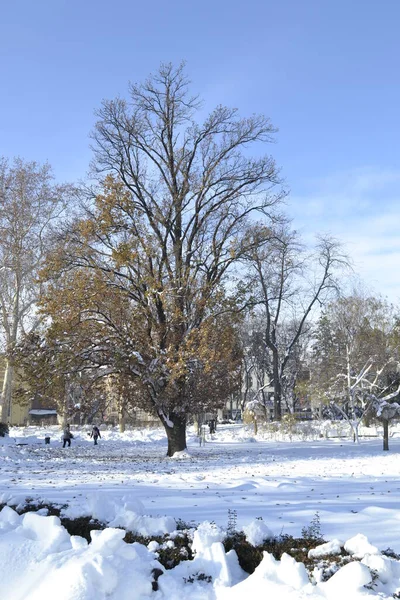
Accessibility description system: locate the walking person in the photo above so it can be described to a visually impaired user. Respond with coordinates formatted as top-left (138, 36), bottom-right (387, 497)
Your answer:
top-left (62, 424), bottom-right (73, 448)
top-left (90, 425), bottom-right (101, 445)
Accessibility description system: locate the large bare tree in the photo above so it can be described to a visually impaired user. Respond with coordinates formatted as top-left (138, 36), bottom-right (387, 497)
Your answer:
top-left (41, 62), bottom-right (285, 455)
top-left (0, 158), bottom-right (71, 422)
top-left (244, 224), bottom-right (348, 420)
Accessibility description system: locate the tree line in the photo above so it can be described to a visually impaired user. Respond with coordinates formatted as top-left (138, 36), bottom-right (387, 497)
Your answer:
top-left (0, 63), bottom-right (398, 455)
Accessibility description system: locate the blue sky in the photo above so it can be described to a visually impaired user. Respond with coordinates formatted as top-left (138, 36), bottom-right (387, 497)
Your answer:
top-left (1, 0), bottom-right (399, 299)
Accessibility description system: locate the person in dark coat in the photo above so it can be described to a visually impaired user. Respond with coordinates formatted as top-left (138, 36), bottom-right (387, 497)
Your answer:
top-left (90, 425), bottom-right (101, 445)
top-left (62, 424), bottom-right (73, 448)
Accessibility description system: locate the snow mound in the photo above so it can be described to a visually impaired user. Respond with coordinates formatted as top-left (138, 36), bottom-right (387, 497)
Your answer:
top-left (63, 493), bottom-right (176, 536)
top-left (362, 552), bottom-right (400, 585)
top-left (192, 521), bottom-right (226, 555)
top-left (321, 560), bottom-right (372, 595)
top-left (2, 507), bottom-right (400, 599)
top-left (170, 450), bottom-right (192, 459)
top-left (308, 538), bottom-right (343, 558)
top-left (344, 533), bottom-right (379, 558)
top-left (243, 518), bottom-right (273, 546)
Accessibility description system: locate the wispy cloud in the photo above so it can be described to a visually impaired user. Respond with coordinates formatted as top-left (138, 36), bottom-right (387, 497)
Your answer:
top-left (288, 167), bottom-right (400, 302)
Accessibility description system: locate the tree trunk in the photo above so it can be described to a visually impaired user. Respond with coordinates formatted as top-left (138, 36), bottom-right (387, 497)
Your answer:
top-left (272, 349), bottom-right (282, 420)
top-left (350, 421), bottom-right (360, 444)
top-left (162, 411), bottom-right (187, 457)
top-left (0, 359), bottom-right (14, 423)
top-left (349, 389), bottom-right (360, 443)
top-left (383, 419), bottom-right (389, 451)
top-left (193, 414), bottom-right (200, 436)
top-left (273, 379), bottom-right (282, 421)
top-left (119, 405), bottom-right (126, 433)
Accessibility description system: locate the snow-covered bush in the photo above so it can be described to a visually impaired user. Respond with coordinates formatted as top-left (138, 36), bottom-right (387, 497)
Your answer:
top-left (243, 518), bottom-right (273, 546)
top-left (259, 420), bottom-right (280, 439)
top-left (280, 414), bottom-right (298, 439)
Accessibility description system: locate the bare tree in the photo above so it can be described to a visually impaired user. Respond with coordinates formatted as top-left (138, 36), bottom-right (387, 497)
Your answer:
top-left (244, 224), bottom-right (348, 420)
top-left (240, 315), bottom-right (273, 418)
top-left (41, 62), bottom-right (284, 455)
top-left (312, 292), bottom-right (400, 445)
top-left (0, 158), bottom-right (71, 422)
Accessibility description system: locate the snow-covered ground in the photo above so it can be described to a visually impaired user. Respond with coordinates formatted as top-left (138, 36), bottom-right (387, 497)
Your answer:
top-left (1, 423), bottom-right (400, 598)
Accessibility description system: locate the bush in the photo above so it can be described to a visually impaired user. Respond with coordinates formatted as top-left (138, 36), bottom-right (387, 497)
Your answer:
top-left (280, 413), bottom-right (298, 438)
top-left (0, 422), bottom-right (9, 437)
top-left (242, 409), bottom-right (253, 424)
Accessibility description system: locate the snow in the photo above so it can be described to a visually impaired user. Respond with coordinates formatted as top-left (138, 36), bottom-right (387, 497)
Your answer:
top-left (308, 539), bottom-right (343, 558)
top-left (344, 533), bottom-right (380, 559)
top-left (320, 561), bottom-right (373, 597)
top-left (28, 409), bottom-right (57, 416)
top-left (1, 422), bottom-right (400, 598)
top-left (243, 518), bottom-right (273, 546)
top-left (63, 492), bottom-right (177, 535)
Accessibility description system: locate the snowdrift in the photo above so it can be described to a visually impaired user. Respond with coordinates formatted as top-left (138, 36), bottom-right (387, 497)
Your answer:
top-left (1, 507), bottom-right (400, 599)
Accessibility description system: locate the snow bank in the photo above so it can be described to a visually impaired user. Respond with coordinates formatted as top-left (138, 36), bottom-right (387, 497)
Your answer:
top-left (320, 561), bottom-right (373, 597)
top-left (63, 493), bottom-right (176, 536)
top-left (0, 507), bottom-right (164, 600)
top-left (1, 506), bottom-right (400, 599)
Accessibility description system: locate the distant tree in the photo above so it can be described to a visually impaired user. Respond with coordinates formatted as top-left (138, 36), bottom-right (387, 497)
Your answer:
top-left (240, 315), bottom-right (271, 417)
top-left (239, 313), bottom-right (311, 420)
top-left (307, 313), bottom-right (341, 418)
top-left (14, 329), bottom-right (87, 426)
top-left (310, 292), bottom-right (400, 444)
top-left (38, 62), bottom-right (284, 455)
top-left (372, 388), bottom-right (400, 451)
top-left (243, 223), bottom-right (347, 420)
top-left (0, 158), bottom-right (71, 422)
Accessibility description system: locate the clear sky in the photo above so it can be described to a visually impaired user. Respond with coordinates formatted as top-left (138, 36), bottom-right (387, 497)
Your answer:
top-left (1, 0), bottom-right (399, 300)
